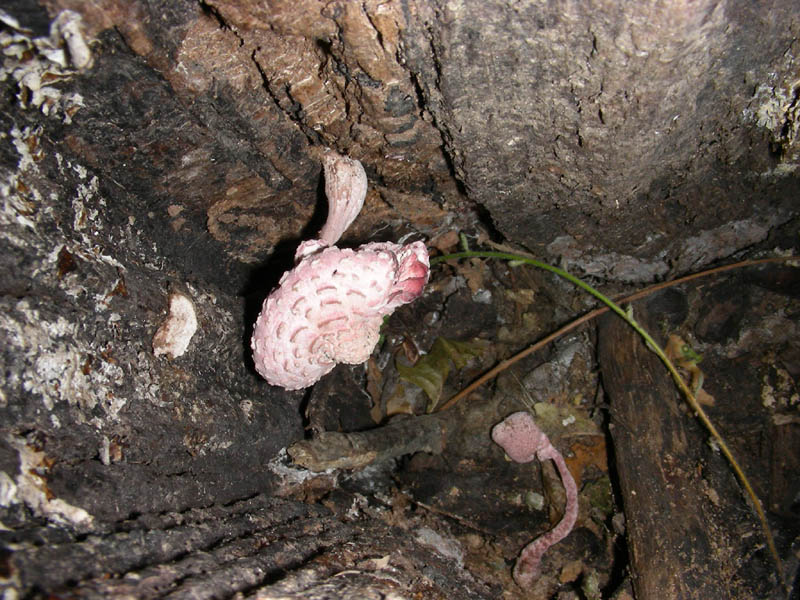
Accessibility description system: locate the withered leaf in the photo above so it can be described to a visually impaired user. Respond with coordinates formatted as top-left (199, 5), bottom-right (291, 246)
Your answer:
top-left (396, 337), bottom-right (487, 410)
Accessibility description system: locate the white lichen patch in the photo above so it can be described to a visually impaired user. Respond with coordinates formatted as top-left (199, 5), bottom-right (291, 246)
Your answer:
top-left (1, 126), bottom-right (45, 238)
top-left (4, 126), bottom-right (124, 288)
top-left (2, 299), bottom-right (126, 418)
top-left (742, 44), bottom-right (800, 167)
top-left (266, 447), bottom-right (337, 485)
top-left (1, 433), bottom-right (94, 530)
top-left (0, 8), bottom-right (92, 123)
top-left (239, 399), bottom-right (254, 420)
top-left (153, 293), bottom-right (198, 359)
top-left (752, 78), bottom-right (800, 161)
top-left (761, 379), bottom-right (777, 408)
top-left (414, 527), bottom-right (465, 569)
top-left (547, 235), bottom-right (669, 283)
top-left (8, 125), bottom-right (43, 174)
top-left (761, 366), bottom-right (799, 410)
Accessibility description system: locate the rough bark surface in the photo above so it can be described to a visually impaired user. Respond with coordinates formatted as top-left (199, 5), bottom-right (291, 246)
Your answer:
top-left (3, 492), bottom-right (493, 598)
top-left (20, 0), bottom-right (800, 281)
top-left (403, 0), bottom-right (800, 271)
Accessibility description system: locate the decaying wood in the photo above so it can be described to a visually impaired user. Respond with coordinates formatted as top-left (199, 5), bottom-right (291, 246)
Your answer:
top-left (289, 413), bottom-right (446, 471)
top-left (597, 308), bottom-right (779, 599)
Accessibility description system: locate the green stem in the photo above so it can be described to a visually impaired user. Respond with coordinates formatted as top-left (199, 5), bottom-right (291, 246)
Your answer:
top-left (434, 249), bottom-right (783, 585)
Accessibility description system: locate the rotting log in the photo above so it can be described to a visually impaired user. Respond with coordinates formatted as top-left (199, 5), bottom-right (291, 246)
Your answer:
top-left (597, 308), bottom-right (778, 599)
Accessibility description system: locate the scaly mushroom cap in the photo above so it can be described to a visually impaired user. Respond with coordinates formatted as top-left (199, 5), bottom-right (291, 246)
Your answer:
top-left (491, 410), bottom-right (550, 463)
top-left (250, 150), bottom-right (430, 390)
top-left (252, 241), bottom-right (429, 389)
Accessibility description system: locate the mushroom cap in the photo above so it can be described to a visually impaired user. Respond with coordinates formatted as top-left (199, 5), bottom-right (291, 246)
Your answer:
top-left (251, 240), bottom-right (429, 390)
top-left (491, 411), bottom-right (549, 463)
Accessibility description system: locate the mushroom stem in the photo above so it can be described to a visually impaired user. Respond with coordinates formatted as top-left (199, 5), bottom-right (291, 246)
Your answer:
top-left (513, 443), bottom-right (578, 587)
top-left (318, 150), bottom-right (368, 247)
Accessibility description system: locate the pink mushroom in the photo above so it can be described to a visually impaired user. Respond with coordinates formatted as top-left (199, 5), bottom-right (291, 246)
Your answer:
top-left (251, 150), bottom-right (429, 390)
top-left (491, 411), bottom-right (578, 588)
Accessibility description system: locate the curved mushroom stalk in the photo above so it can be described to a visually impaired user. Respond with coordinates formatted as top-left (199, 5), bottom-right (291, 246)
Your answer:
top-left (251, 150), bottom-right (430, 390)
top-left (491, 411), bottom-right (578, 588)
top-left (317, 151), bottom-right (368, 247)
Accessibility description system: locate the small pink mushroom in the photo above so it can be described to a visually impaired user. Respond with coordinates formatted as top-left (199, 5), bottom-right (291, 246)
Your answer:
top-left (492, 411), bottom-right (578, 587)
top-left (251, 150), bottom-right (429, 390)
